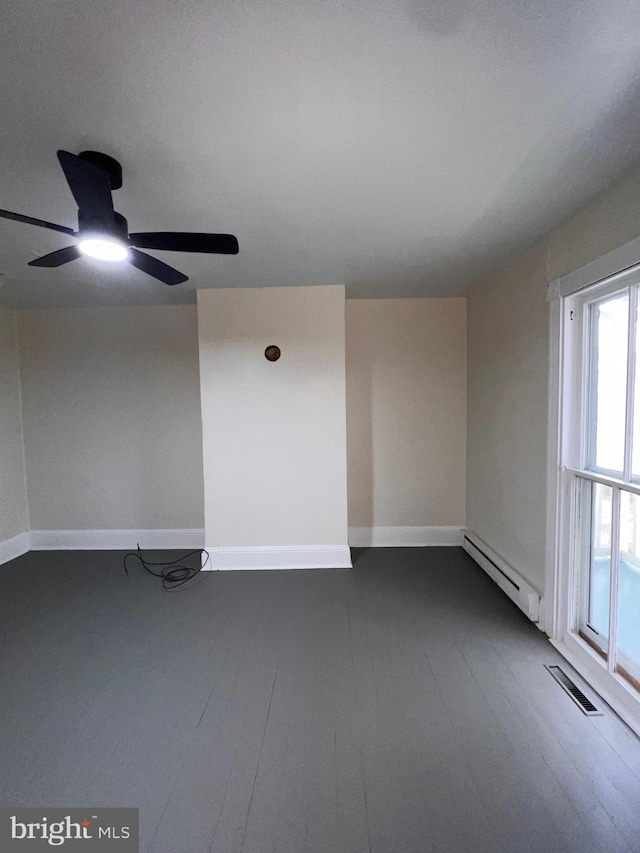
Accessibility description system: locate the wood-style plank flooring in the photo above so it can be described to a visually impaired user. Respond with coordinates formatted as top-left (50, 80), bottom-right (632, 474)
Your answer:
top-left (1, 546), bottom-right (640, 852)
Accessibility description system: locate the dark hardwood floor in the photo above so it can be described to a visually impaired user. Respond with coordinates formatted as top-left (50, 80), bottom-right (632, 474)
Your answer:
top-left (1, 546), bottom-right (639, 852)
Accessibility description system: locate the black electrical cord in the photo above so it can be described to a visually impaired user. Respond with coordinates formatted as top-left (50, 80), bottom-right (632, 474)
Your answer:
top-left (123, 544), bottom-right (210, 590)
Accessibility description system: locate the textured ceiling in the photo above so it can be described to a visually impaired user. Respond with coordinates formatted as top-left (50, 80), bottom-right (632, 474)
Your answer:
top-left (2, 0), bottom-right (640, 308)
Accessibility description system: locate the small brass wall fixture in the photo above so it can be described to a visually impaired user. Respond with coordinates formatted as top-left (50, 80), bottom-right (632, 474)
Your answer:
top-left (264, 345), bottom-right (281, 362)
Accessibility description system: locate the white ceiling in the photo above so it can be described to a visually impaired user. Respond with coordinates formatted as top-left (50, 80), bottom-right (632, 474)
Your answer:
top-left (2, 0), bottom-right (640, 308)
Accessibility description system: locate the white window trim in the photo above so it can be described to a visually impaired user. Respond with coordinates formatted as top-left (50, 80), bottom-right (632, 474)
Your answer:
top-left (547, 233), bottom-right (640, 301)
top-left (547, 248), bottom-right (640, 737)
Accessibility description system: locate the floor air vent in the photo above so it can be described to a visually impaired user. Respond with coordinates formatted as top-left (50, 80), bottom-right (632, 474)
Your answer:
top-left (545, 665), bottom-right (602, 716)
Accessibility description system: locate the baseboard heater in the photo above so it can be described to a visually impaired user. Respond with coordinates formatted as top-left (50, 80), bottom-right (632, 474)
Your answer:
top-left (462, 531), bottom-right (541, 623)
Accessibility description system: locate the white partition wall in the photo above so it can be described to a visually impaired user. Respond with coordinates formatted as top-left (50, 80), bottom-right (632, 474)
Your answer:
top-left (197, 286), bottom-right (351, 570)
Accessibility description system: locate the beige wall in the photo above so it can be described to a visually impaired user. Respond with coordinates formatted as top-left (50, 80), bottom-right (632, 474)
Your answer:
top-left (18, 305), bottom-right (204, 530)
top-left (346, 298), bottom-right (466, 528)
top-left (0, 306), bottom-right (28, 541)
top-left (466, 243), bottom-right (549, 591)
top-left (198, 286), bottom-right (349, 548)
top-left (11, 292), bottom-right (465, 543)
top-left (547, 164), bottom-right (640, 281)
top-left (466, 162), bottom-right (640, 594)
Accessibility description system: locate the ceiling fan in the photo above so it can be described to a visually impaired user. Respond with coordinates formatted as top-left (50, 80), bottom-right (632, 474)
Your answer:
top-left (0, 150), bottom-right (239, 285)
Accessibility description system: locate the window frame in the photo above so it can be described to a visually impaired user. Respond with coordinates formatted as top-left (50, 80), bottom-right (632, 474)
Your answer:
top-left (548, 265), bottom-right (640, 737)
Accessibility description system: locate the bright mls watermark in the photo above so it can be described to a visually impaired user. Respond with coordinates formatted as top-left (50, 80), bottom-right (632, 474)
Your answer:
top-left (0, 809), bottom-right (138, 850)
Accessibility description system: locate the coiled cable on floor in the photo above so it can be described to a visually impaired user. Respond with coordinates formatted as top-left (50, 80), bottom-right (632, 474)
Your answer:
top-left (123, 544), bottom-right (210, 590)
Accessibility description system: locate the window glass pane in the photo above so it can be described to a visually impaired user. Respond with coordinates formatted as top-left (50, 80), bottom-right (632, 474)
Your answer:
top-left (587, 482), bottom-right (612, 638)
top-left (616, 491), bottom-right (640, 691)
top-left (590, 292), bottom-right (629, 473)
top-left (633, 294), bottom-right (640, 478)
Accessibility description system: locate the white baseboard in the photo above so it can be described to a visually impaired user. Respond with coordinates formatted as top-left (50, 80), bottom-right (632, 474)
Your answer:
top-left (462, 529), bottom-right (542, 623)
top-left (348, 526), bottom-right (463, 547)
top-left (29, 529), bottom-right (205, 551)
top-left (0, 531), bottom-right (30, 565)
top-left (204, 544), bottom-right (352, 571)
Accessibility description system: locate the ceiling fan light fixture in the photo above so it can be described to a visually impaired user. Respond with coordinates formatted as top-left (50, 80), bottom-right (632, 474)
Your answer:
top-left (0, 149), bottom-right (239, 285)
top-left (78, 236), bottom-right (129, 262)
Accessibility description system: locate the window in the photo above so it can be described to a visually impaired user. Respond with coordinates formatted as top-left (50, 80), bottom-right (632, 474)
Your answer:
top-left (565, 277), bottom-right (640, 699)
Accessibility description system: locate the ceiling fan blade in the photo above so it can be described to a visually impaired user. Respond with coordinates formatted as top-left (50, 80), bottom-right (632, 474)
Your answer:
top-left (28, 245), bottom-right (81, 268)
top-left (0, 208), bottom-right (75, 236)
top-left (129, 232), bottom-right (239, 254)
top-left (128, 248), bottom-right (188, 285)
top-left (57, 150), bottom-right (114, 227)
